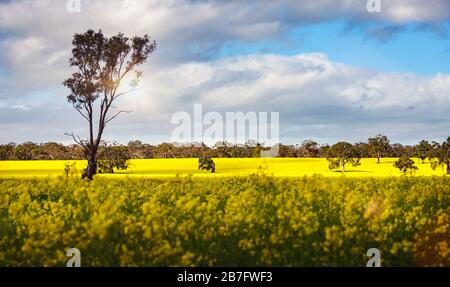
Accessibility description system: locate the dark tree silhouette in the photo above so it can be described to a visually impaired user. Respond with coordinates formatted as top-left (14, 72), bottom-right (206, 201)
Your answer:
top-left (199, 157), bottom-right (216, 173)
top-left (64, 30), bottom-right (156, 180)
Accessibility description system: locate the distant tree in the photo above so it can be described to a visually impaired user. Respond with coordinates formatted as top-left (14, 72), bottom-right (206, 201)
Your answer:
top-left (278, 144), bottom-right (297, 158)
top-left (127, 140), bottom-right (154, 159)
top-left (429, 137), bottom-right (450, 175)
top-left (97, 144), bottom-right (130, 174)
top-left (326, 142), bottom-right (361, 173)
top-left (14, 142), bottom-right (39, 160)
top-left (318, 144), bottom-right (330, 158)
top-left (252, 143), bottom-right (262, 158)
top-left (155, 143), bottom-right (176, 158)
top-left (415, 140), bottom-right (431, 164)
top-left (41, 142), bottom-right (69, 160)
top-left (228, 145), bottom-right (248, 158)
top-left (368, 134), bottom-right (391, 163)
top-left (0, 143), bottom-right (15, 160)
top-left (67, 144), bottom-right (86, 160)
top-left (394, 156), bottom-right (418, 174)
top-left (63, 29), bottom-right (156, 180)
top-left (299, 140), bottom-right (319, 157)
top-left (391, 143), bottom-right (406, 157)
top-left (354, 142), bottom-right (370, 158)
top-left (127, 140), bottom-right (144, 159)
top-left (198, 156), bottom-right (216, 173)
top-left (213, 141), bottom-right (232, 158)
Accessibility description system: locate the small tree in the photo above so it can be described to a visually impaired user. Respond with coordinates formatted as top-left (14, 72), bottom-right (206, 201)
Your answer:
top-left (327, 142), bottom-right (361, 173)
top-left (429, 137), bottom-right (450, 175)
top-left (415, 140), bottom-right (431, 164)
top-left (394, 156), bottom-right (418, 174)
top-left (198, 156), bottom-right (216, 173)
top-left (64, 29), bottom-right (156, 180)
top-left (97, 144), bottom-right (130, 174)
top-left (368, 134), bottom-right (391, 164)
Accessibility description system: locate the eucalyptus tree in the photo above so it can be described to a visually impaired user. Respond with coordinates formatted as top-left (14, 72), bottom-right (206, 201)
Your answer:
top-left (64, 30), bottom-right (156, 180)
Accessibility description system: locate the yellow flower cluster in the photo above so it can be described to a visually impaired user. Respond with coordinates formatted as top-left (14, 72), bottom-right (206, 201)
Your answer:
top-left (0, 173), bottom-right (448, 266)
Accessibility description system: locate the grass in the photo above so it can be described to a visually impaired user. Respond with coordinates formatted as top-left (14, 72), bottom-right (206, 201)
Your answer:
top-left (0, 158), bottom-right (445, 179)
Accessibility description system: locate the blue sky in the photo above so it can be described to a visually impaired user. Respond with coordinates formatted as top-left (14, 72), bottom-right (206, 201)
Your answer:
top-left (0, 0), bottom-right (450, 145)
top-left (217, 21), bottom-right (450, 75)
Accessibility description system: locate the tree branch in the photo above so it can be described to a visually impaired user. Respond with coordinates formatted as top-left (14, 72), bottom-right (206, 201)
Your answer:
top-left (113, 87), bottom-right (141, 100)
top-left (105, 110), bottom-right (132, 125)
top-left (64, 132), bottom-right (87, 150)
top-left (72, 105), bottom-right (90, 121)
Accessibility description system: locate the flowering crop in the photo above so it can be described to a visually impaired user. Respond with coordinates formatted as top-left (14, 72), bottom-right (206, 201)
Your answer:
top-left (0, 173), bottom-right (448, 266)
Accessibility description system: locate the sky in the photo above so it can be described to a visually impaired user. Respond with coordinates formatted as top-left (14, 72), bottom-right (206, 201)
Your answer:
top-left (0, 0), bottom-right (449, 145)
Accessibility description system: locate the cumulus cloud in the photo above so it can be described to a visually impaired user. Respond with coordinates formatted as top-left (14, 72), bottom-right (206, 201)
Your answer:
top-left (3, 52), bottom-right (449, 144)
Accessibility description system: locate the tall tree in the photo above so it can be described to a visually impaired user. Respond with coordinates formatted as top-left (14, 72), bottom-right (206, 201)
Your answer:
top-left (367, 134), bottom-right (391, 164)
top-left (64, 30), bottom-right (156, 180)
top-left (326, 142), bottom-right (361, 173)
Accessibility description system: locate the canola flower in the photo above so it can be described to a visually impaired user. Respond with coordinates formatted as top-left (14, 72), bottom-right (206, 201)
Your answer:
top-left (0, 158), bottom-right (445, 179)
top-left (0, 171), bottom-right (448, 267)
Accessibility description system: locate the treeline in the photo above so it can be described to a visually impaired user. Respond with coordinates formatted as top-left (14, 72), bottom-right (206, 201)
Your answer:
top-left (0, 134), bottom-right (448, 162)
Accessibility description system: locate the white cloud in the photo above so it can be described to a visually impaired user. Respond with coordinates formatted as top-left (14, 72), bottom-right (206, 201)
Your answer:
top-left (1, 51), bottom-right (449, 144)
top-left (85, 53), bottom-right (450, 144)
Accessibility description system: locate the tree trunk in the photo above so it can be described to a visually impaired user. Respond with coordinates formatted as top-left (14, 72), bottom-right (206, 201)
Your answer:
top-left (84, 149), bottom-right (97, 180)
top-left (377, 153), bottom-right (380, 164)
top-left (447, 162), bottom-right (450, 175)
top-left (341, 160), bottom-right (345, 173)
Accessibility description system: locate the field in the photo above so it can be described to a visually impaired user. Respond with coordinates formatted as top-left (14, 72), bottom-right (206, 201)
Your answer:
top-left (0, 174), bottom-right (448, 267)
top-left (0, 158), bottom-right (448, 267)
top-left (0, 158), bottom-right (446, 179)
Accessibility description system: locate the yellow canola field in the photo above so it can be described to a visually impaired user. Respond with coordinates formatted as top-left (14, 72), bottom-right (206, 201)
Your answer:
top-left (0, 174), bottom-right (449, 266)
top-left (0, 158), bottom-right (445, 179)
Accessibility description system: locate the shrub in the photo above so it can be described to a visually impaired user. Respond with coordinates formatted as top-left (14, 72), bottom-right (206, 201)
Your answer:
top-left (97, 145), bottom-right (130, 174)
top-left (198, 157), bottom-right (216, 173)
top-left (394, 156), bottom-right (418, 173)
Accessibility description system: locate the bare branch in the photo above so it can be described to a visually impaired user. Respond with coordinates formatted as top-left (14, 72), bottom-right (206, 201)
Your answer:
top-left (64, 132), bottom-right (87, 149)
top-left (72, 105), bottom-right (90, 121)
top-left (113, 87), bottom-right (141, 100)
top-left (105, 110), bottom-right (132, 125)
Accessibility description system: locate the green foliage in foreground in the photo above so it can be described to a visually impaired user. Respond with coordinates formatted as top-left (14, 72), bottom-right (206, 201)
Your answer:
top-left (0, 174), bottom-right (448, 267)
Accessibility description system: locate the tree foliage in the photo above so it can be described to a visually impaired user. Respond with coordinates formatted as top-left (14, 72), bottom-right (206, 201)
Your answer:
top-left (394, 156), bottom-right (418, 174)
top-left (326, 142), bottom-right (361, 173)
top-left (368, 134), bottom-right (391, 163)
top-left (415, 140), bottom-right (431, 164)
top-left (198, 157), bottom-right (216, 173)
top-left (97, 144), bottom-right (131, 174)
top-left (429, 137), bottom-right (450, 174)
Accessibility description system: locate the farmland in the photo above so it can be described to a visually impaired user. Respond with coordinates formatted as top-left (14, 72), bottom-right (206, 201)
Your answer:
top-left (0, 158), bottom-right (448, 267)
top-left (0, 158), bottom-right (445, 179)
top-left (0, 173), bottom-right (448, 266)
